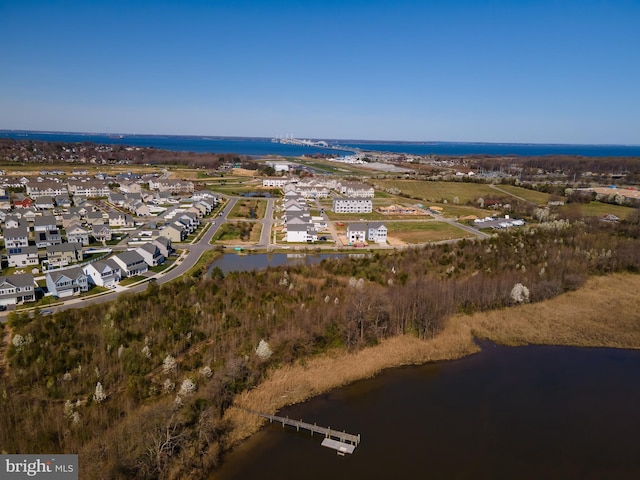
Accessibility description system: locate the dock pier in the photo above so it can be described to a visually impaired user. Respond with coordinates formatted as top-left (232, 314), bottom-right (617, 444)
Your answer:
top-left (247, 409), bottom-right (361, 455)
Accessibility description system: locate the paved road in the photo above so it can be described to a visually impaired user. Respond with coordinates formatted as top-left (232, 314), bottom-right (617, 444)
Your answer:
top-left (258, 198), bottom-right (275, 247)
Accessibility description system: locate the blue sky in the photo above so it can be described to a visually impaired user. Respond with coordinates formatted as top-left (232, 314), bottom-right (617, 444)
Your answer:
top-left (1, 0), bottom-right (639, 143)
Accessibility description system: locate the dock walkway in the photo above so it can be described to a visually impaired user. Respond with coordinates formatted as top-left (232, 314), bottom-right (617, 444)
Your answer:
top-left (246, 409), bottom-right (361, 454)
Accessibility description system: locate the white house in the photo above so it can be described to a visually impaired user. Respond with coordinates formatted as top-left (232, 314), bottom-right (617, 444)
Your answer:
top-left (4, 225), bottom-right (29, 248)
top-left (286, 223), bottom-right (318, 243)
top-left (367, 222), bottom-right (388, 243)
top-left (83, 260), bottom-right (121, 288)
top-left (346, 223), bottom-right (367, 244)
top-left (0, 273), bottom-right (36, 307)
top-left (66, 223), bottom-right (91, 246)
top-left (7, 246), bottom-right (40, 268)
top-left (111, 250), bottom-right (148, 277)
top-left (46, 267), bottom-right (88, 298)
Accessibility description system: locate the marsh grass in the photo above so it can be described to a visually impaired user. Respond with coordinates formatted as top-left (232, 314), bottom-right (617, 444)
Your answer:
top-left (223, 273), bottom-right (640, 448)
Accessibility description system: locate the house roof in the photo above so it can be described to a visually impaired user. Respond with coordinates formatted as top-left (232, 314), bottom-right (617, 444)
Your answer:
top-left (0, 273), bottom-right (35, 289)
top-left (368, 222), bottom-right (387, 229)
top-left (34, 215), bottom-right (57, 226)
top-left (46, 242), bottom-right (81, 254)
top-left (4, 225), bottom-right (29, 237)
top-left (114, 250), bottom-right (145, 266)
top-left (347, 223), bottom-right (367, 232)
top-left (88, 259), bottom-right (120, 274)
top-left (137, 242), bottom-right (159, 255)
top-left (8, 245), bottom-right (38, 255)
top-left (48, 266), bottom-right (85, 283)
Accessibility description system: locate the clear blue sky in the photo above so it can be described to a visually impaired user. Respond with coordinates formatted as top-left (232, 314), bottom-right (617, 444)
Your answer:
top-left (1, 0), bottom-right (639, 144)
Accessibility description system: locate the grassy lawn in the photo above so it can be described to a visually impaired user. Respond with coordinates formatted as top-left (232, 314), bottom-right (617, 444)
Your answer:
top-left (150, 259), bottom-right (174, 273)
top-left (558, 201), bottom-right (638, 220)
top-left (1, 266), bottom-right (41, 277)
top-left (375, 180), bottom-right (500, 204)
top-left (326, 211), bottom-right (393, 221)
top-left (228, 198), bottom-right (267, 219)
top-left (119, 275), bottom-right (147, 286)
top-left (386, 221), bottom-right (475, 243)
top-left (213, 222), bottom-right (262, 243)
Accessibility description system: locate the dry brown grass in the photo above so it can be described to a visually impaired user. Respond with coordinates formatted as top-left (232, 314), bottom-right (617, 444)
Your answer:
top-left (466, 273), bottom-right (640, 348)
top-left (221, 273), bottom-right (640, 452)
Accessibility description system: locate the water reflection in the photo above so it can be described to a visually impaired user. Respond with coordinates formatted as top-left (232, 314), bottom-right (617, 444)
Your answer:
top-left (207, 252), bottom-right (351, 275)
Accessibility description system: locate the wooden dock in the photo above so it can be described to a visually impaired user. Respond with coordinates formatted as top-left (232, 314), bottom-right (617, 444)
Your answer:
top-left (246, 409), bottom-right (361, 454)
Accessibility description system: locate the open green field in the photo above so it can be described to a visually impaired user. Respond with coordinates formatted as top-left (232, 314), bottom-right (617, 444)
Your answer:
top-left (386, 220), bottom-right (475, 243)
top-left (375, 180), bottom-right (498, 204)
top-left (228, 198), bottom-right (267, 220)
top-left (491, 184), bottom-right (554, 204)
top-left (558, 201), bottom-right (638, 220)
top-left (201, 177), bottom-right (262, 195)
top-left (291, 157), bottom-right (375, 176)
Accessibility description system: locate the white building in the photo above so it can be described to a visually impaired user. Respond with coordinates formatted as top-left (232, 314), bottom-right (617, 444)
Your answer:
top-left (332, 198), bottom-right (372, 214)
top-left (346, 223), bottom-right (367, 244)
top-left (367, 222), bottom-right (388, 244)
top-left (262, 177), bottom-right (288, 188)
top-left (338, 181), bottom-right (375, 198)
top-left (285, 223), bottom-right (318, 243)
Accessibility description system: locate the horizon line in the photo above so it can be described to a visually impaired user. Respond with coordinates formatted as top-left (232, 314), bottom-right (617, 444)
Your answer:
top-left (1, 129), bottom-right (639, 148)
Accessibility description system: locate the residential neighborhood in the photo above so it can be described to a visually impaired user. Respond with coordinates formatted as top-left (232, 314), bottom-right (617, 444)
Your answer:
top-left (0, 174), bottom-right (219, 309)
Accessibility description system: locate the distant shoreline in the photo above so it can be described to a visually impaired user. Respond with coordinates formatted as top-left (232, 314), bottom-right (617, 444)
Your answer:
top-left (3, 130), bottom-right (639, 157)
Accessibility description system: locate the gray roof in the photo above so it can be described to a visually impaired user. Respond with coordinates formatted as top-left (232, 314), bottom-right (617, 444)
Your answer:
top-left (114, 250), bottom-right (145, 266)
top-left (0, 273), bottom-right (35, 289)
top-left (48, 266), bottom-right (85, 283)
top-left (4, 225), bottom-right (28, 237)
top-left (347, 222), bottom-right (367, 232)
top-left (8, 245), bottom-right (38, 255)
top-left (137, 242), bottom-right (159, 255)
top-left (46, 242), bottom-right (81, 254)
top-left (34, 215), bottom-right (57, 226)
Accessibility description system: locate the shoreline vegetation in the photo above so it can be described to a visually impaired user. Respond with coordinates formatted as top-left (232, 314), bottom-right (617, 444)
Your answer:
top-left (222, 272), bottom-right (640, 455)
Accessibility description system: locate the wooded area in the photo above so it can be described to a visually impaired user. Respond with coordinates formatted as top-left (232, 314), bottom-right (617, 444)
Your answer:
top-left (1, 214), bottom-right (640, 479)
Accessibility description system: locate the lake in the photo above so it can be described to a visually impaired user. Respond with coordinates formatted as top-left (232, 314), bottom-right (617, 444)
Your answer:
top-left (213, 343), bottom-right (640, 479)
